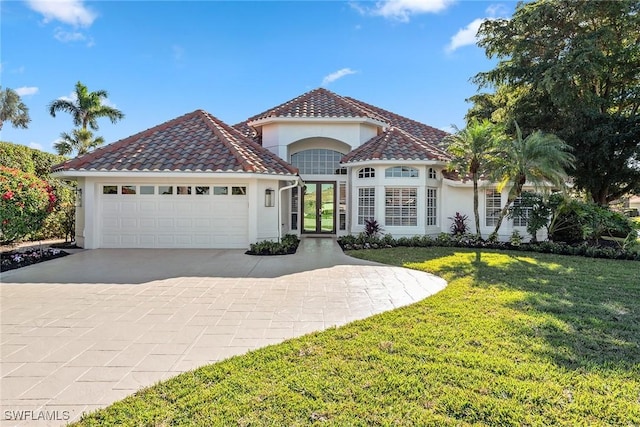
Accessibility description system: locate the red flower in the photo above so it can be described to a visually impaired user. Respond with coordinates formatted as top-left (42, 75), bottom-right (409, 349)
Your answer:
top-left (2, 191), bottom-right (14, 200)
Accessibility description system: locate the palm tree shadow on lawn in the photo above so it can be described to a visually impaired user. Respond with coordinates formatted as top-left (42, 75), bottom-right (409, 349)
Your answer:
top-left (410, 249), bottom-right (639, 372)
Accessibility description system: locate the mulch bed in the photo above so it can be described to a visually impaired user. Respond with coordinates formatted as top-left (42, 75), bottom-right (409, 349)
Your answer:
top-left (1, 248), bottom-right (69, 272)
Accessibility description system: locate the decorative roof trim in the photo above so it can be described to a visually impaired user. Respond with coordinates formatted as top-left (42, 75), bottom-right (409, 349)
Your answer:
top-left (52, 170), bottom-right (298, 179)
top-left (247, 116), bottom-right (388, 128)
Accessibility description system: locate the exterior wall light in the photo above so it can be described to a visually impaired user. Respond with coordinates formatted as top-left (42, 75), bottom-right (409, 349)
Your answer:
top-left (265, 188), bottom-right (275, 207)
top-left (75, 188), bottom-right (83, 207)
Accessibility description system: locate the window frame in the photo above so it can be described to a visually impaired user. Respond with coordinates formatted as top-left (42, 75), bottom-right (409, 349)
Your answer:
top-left (357, 187), bottom-right (376, 226)
top-left (358, 167), bottom-right (376, 179)
top-left (426, 187), bottom-right (437, 226)
top-left (385, 187), bottom-right (418, 227)
top-left (385, 166), bottom-right (419, 178)
top-left (485, 189), bottom-right (502, 226)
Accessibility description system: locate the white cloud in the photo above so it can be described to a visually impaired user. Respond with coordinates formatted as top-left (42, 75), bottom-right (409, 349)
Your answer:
top-left (14, 86), bottom-right (39, 97)
top-left (53, 27), bottom-right (86, 43)
top-left (445, 18), bottom-right (485, 53)
top-left (29, 142), bottom-right (44, 151)
top-left (26, 0), bottom-right (96, 27)
top-left (444, 4), bottom-right (509, 53)
top-left (485, 3), bottom-right (509, 18)
top-left (354, 0), bottom-right (454, 22)
top-left (321, 68), bottom-right (358, 86)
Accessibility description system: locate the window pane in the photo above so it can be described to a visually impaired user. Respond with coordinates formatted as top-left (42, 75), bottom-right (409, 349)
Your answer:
top-left (291, 149), bottom-right (345, 175)
top-left (485, 190), bottom-right (501, 226)
top-left (159, 186), bottom-right (173, 195)
top-left (195, 186), bottom-right (210, 195)
top-left (232, 186), bottom-right (246, 195)
top-left (385, 166), bottom-right (419, 178)
top-left (357, 187), bottom-right (375, 225)
top-left (385, 187), bottom-right (417, 226)
top-left (177, 186), bottom-right (191, 195)
top-left (213, 186), bottom-right (228, 195)
top-left (140, 185), bottom-right (155, 195)
top-left (102, 185), bottom-right (117, 195)
top-left (122, 185), bottom-right (136, 195)
top-left (512, 196), bottom-right (530, 227)
top-left (426, 188), bottom-right (437, 226)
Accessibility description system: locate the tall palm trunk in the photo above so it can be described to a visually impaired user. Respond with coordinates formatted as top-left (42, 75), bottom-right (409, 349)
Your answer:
top-left (473, 174), bottom-right (481, 238)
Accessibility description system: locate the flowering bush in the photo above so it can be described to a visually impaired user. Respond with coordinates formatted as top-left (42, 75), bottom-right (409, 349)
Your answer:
top-left (1, 248), bottom-right (68, 272)
top-left (0, 166), bottom-right (57, 244)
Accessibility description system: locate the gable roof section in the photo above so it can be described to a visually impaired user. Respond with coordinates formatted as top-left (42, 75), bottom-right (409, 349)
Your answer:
top-left (345, 96), bottom-right (449, 148)
top-left (53, 110), bottom-right (297, 175)
top-left (246, 88), bottom-right (385, 122)
top-left (234, 88), bottom-right (449, 151)
top-left (341, 127), bottom-right (451, 164)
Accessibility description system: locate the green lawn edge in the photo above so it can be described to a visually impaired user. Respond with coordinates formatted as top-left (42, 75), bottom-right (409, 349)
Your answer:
top-left (75, 247), bottom-right (640, 426)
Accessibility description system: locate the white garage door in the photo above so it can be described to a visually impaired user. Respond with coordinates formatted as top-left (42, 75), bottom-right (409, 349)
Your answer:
top-left (98, 184), bottom-right (249, 248)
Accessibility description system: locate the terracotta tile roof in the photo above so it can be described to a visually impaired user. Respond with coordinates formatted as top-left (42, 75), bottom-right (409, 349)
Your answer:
top-left (341, 127), bottom-right (451, 164)
top-left (232, 120), bottom-right (262, 145)
top-left (344, 96), bottom-right (449, 148)
top-left (246, 88), bottom-right (385, 122)
top-left (53, 110), bottom-right (298, 175)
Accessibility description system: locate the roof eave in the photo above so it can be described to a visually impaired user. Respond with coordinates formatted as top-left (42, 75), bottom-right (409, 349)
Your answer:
top-left (52, 170), bottom-right (297, 179)
top-left (341, 159), bottom-right (449, 167)
top-left (247, 116), bottom-right (388, 128)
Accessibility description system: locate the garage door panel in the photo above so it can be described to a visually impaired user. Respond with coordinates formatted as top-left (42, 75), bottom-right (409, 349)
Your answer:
top-left (99, 188), bottom-right (248, 248)
top-left (121, 202), bottom-right (137, 213)
top-left (121, 218), bottom-right (138, 228)
top-left (157, 218), bottom-right (174, 228)
top-left (175, 218), bottom-right (192, 228)
top-left (139, 235), bottom-right (156, 246)
top-left (140, 218), bottom-right (156, 228)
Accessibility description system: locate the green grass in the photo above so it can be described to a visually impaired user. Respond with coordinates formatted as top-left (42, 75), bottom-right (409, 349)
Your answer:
top-left (75, 248), bottom-right (639, 426)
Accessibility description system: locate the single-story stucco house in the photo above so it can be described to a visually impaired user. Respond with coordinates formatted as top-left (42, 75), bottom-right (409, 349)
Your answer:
top-left (52, 88), bottom-right (541, 249)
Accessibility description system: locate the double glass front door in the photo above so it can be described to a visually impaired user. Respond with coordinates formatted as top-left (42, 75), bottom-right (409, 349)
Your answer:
top-left (303, 182), bottom-right (335, 233)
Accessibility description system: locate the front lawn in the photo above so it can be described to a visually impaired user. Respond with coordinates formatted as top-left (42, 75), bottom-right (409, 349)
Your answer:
top-left (76, 248), bottom-right (639, 426)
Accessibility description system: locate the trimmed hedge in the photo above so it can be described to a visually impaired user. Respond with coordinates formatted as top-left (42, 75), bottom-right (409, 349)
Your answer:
top-left (246, 234), bottom-right (300, 255)
top-left (338, 232), bottom-right (640, 261)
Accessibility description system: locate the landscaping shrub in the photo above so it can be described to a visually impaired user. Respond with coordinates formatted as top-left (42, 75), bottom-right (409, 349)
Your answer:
top-left (0, 142), bottom-right (74, 243)
top-left (337, 231), bottom-right (640, 261)
top-left (363, 218), bottom-right (382, 238)
top-left (448, 212), bottom-right (469, 235)
top-left (246, 234), bottom-right (300, 255)
top-left (548, 198), bottom-right (635, 244)
top-left (0, 166), bottom-right (57, 244)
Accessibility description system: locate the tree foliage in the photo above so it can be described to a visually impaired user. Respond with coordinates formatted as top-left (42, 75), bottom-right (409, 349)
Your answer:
top-left (0, 167), bottom-right (57, 244)
top-left (49, 81), bottom-right (124, 156)
top-left (49, 81), bottom-right (124, 131)
top-left (490, 122), bottom-right (574, 235)
top-left (0, 87), bottom-right (30, 131)
top-left (54, 128), bottom-right (105, 156)
top-left (472, 0), bottom-right (640, 205)
top-left (0, 142), bottom-right (75, 242)
top-left (444, 119), bottom-right (501, 238)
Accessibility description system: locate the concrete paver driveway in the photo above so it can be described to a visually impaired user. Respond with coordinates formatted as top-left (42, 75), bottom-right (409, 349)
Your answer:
top-left (1, 238), bottom-right (446, 426)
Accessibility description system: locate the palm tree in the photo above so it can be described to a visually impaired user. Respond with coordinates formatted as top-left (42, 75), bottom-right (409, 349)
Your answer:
top-left (49, 81), bottom-right (124, 131)
top-left (444, 119), bottom-right (501, 238)
top-left (490, 122), bottom-right (575, 236)
top-left (54, 128), bottom-right (105, 156)
top-left (0, 87), bottom-right (31, 131)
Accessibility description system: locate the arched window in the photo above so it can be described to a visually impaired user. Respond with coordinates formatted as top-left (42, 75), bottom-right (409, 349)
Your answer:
top-left (385, 166), bottom-right (418, 178)
top-left (290, 149), bottom-right (345, 175)
top-left (428, 168), bottom-right (437, 179)
top-left (358, 167), bottom-right (375, 178)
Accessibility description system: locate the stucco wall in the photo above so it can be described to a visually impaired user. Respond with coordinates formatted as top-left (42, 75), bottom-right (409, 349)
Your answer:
top-left (261, 121), bottom-right (379, 159)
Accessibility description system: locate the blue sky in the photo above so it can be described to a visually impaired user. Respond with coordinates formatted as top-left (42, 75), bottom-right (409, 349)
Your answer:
top-left (1, 0), bottom-right (514, 154)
